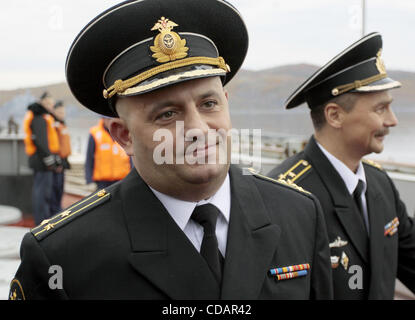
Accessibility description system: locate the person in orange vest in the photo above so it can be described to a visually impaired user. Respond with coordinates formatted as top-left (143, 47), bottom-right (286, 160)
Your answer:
top-left (85, 117), bottom-right (132, 190)
top-left (50, 100), bottom-right (72, 215)
top-left (23, 91), bottom-right (62, 225)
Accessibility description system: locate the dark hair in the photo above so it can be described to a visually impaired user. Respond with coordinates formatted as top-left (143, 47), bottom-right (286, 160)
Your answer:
top-left (54, 100), bottom-right (64, 109)
top-left (310, 92), bottom-right (360, 130)
top-left (40, 91), bottom-right (51, 100)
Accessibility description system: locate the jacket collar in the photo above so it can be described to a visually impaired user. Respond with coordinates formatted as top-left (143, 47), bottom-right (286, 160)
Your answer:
top-left (315, 141), bottom-right (367, 195)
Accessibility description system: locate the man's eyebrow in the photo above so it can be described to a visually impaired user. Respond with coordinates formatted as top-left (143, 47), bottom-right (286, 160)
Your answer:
top-left (145, 89), bottom-right (222, 117)
top-left (375, 97), bottom-right (394, 106)
top-left (198, 90), bottom-right (220, 100)
top-left (146, 100), bottom-right (176, 117)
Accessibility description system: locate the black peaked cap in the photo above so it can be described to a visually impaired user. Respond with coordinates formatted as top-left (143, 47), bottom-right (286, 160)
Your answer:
top-left (285, 32), bottom-right (401, 110)
top-left (66, 0), bottom-right (248, 117)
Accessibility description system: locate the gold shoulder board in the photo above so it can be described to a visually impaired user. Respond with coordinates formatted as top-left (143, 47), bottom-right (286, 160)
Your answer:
top-left (248, 168), bottom-right (311, 195)
top-left (31, 189), bottom-right (111, 241)
top-left (278, 159), bottom-right (312, 184)
top-left (362, 159), bottom-right (383, 170)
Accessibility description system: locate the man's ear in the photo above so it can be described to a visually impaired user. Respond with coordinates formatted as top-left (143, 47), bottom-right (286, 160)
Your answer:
top-left (325, 103), bottom-right (345, 129)
top-left (108, 118), bottom-right (134, 156)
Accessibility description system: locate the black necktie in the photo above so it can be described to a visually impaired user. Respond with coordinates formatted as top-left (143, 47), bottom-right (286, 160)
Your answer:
top-left (191, 204), bottom-right (223, 284)
top-left (353, 179), bottom-right (368, 232)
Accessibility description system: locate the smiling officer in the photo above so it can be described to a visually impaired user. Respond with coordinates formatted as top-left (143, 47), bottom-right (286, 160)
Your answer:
top-left (269, 32), bottom-right (415, 299)
top-left (10, 0), bottom-right (332, 300)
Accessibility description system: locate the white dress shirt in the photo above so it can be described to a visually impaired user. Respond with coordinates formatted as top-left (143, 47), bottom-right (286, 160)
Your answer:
top-left (150, 174), bottom-right (230, 256)
top-left (316, 142), bottom-right (370, 233)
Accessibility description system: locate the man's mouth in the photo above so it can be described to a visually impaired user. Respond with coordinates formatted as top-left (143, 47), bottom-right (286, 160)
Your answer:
top-left (192, 143), bottom-right (218, 156)
top-left (374, 130), bottom-right (389, 140)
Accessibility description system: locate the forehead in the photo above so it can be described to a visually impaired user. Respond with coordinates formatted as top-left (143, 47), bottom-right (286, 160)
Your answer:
top-left (356, 90), bottom-right (393, 106)
top-left (116, 76), bottom-right (224, 112)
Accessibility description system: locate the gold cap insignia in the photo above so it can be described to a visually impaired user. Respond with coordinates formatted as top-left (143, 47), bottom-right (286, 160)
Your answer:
top-left (376, 49), bottom-right (387, 75)
top-left (150, 17), bottom-right (189, 63)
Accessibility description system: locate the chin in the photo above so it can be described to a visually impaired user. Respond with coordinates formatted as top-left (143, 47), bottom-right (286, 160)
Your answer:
top-left (369, 143), bottom-right (384, 154)
top-left (182, 163), bottom-right (229, 185)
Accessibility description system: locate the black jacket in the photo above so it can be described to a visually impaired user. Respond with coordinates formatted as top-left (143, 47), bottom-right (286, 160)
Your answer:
top-left (10, 165), bottom-right (333, 300)
top-left (26, 103), bottom-right (61, 171)
top-left (269, 136), bottom-right (415, 299)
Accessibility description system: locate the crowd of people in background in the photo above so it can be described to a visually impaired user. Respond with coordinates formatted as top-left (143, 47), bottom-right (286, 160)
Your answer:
top-left (22, 92), bottom-right (132, 225)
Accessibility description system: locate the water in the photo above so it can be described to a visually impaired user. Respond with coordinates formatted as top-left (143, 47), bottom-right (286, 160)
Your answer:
top-left (65, 111), bottom-right (415, 165)
top-left (230, 110), bottom-right (415, 164)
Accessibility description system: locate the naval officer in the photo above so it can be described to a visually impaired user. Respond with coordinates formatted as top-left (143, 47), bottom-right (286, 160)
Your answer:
top-left (10, 0), bottom-right (332, 300)
top-left (269, 32), bottom-right (415, 299)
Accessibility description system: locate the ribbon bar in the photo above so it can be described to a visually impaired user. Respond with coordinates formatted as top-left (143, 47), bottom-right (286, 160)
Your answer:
top-left (269, 263), bottom-right (310, 276)
top-left (275, 270), bottom-right (308, 281)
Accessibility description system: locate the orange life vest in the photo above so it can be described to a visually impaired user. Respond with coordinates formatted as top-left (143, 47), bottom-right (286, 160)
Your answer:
top-left (90, 119), bottom-right (131, 181)
top-left (23, 110), bottom-right (60, 156)
top-left (55, 121), bottom-right (72, 159)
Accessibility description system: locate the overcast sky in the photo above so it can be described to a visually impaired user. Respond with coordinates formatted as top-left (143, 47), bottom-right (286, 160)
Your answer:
top-left (0, 0), bottom-right (414, 90)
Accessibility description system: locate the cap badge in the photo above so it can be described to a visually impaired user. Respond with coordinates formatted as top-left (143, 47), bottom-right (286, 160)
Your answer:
top-left (376, 49), bottom-right (387, 75)
top-left (150, 17), bottom-right (189, 63)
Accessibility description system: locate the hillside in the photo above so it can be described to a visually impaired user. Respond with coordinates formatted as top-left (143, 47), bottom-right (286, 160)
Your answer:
top-left (1, 63), bottom-right (414, 132)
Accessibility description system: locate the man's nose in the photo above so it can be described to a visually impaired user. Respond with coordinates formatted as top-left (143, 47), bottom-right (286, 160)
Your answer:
top-left (183, 106), bottom-right (209, 139)
top-left (385, 107), bottom-right (398, 127)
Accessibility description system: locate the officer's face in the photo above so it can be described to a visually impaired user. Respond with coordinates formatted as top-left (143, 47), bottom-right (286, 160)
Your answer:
top-left (341, 90), bottom-right (398, 156)
top-left (112, 76), bottom-right (232, 201)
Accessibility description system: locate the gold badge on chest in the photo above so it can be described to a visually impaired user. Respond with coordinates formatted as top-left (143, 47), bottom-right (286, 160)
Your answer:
top-left (341, 251), bottom-right (349, 271)
top-left (331, 256), bottom-right (339, 269)
top-left (329, 236), bottom-right (348, 248)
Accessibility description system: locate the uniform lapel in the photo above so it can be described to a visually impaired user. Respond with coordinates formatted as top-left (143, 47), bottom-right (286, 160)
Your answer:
top-left (365, 171), bottom-right (385, 297)
top-left (121, 170), bottom-right (220, 299)
top-left (304, 137), bottom-right (369, 263)
top-left (220, 165), bottom-right (281, 299)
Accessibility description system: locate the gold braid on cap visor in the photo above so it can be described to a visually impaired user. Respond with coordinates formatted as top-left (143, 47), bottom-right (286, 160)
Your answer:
top-left (331, 72), bottom-right (387, 96)
top-left (331, 51), bottom-right (388, 96)
top-left (103, 56), bottom-right (230, 99)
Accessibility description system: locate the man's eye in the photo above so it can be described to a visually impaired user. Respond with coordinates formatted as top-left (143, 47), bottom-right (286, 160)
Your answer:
top-left (202, 100), bottom-right (217, 109)
top-left (376, 106), bottom-right (386, 114)
top-left (158, 110), bottom-right (175, 120)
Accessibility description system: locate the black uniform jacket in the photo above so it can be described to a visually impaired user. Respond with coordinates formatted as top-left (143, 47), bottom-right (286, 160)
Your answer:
top-left (269, 136), bottom-right (415, 299)
top-left (10, 165), bottom-right (332, 300)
